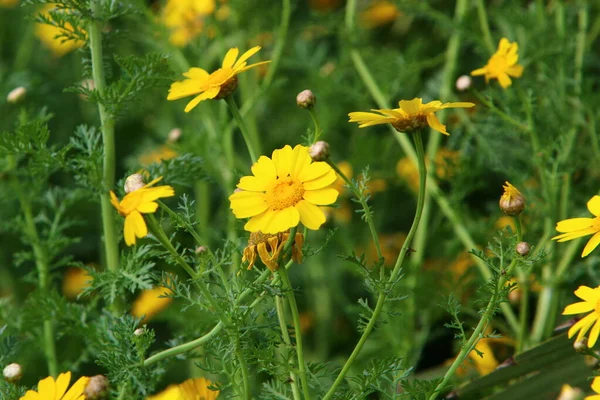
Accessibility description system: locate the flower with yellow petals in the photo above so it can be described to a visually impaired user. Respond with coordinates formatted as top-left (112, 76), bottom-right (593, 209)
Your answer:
top-left (553, 196), bottom-right (600, 258)
top-left (131, 286), bottom-right (173, 323)
top-left (563, 286), bottom-right (600, 347)
top-left (360, 1), bottom-right (401, 28)
top-left (161, 0), bottom-right (215, 47)
top-left (167, 46), bottom-right (271, 112)
top-left (35, 4), bottom-right (86, 58)
top-left (110, 177), bottom-right (175, 246)
top-left (586, 377), bottom-right (600, 400)
top-left (147, 377), bottom-right (219, 400)
top-left (229, 145), bottom-right (339, 234)
top-left (62, 267), bottom-right (93, 299)
top-left (243, 231), bottom-right (304, 272)
top-left (20, 371), bottom-right (89, 400)
top-left (348, 98), bottom-right (474, 135)
top-left (471, 38), bottom-right (524, 89)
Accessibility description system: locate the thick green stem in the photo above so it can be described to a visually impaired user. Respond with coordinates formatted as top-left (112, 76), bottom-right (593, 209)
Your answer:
top-left (225, 96), bottom-right (258, 163)
top-left (275, 296), bottom-right (302, 400)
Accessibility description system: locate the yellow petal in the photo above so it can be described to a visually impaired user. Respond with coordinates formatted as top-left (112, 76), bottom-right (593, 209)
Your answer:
top-left (498, 37), bottom-right (510, 53)
top-left (229, 191), bottom-right (268, 218)
top-left (303, 188), bottom-right (339, 205)
top-left (290, 145), bottom-right (312, 180)
top-left (426, 113), bottom-right (449, 135)
top-left (295, 200), bottom-right (326, 230)
top-left (471, 67), bottom-right (487, 76)
top-left (222, 47), bottom-right (239, 69)
top-left (237, 176), bottom-right (269, 192)
top-left (167, 79), bottom-right (201, 100)
top-left (298, 161), bottom-right (331, 183)
top-left (124, 214), bottom-right (137, 246)
top-left (582, 231), bottom-right (600, 257)
top-left (563, 301), bottom-right (594, 315)
top-left (129, 211), bottom-right (147, 241)
top-left (235, 60), bottom-right (271, 73)
top-left (568, 312), bottom-right (596, 339)
top-left (62, 376), bottom-right (90, 400)
top-left (303, 169), bottom-right (337, 190)
top-left (244, 209), bottom-right (276, 232)
top-left (233, 46), bottom-right (261, 69)
top-left (589, 318), bottom-right (600, 347)
top-left (183, 67), bottom-right (209, 81)
top-left (574, 286), bottom-right (600, 303)
top-left (271, 145), bottom-right (293, 178)
top-left (261, 207), bottom-right (300, 234)
top-left (110, 191), bottom-right (121, 211)
top-left (140, 186), bottom-right (175, 203)
top-left (54, 372), bottom-right (71, 398)
top-left (439, 101), bottom-right (476, 110)
top-left (588, 196), bottom-right (600, 216)
top-left (136, 201), bottom-right (159, 214)
top-left (497, 73), bottom-right (512, 88)
top-left (184, 87), bottom-right (220, 112)
top-left (398, 98), bottom-right (422, 115)
top-left (37, 375), bottom-right (56, 399)
top-left (251, 155), bottom-right (277, 181)
top-left (592, 377), bottom-right (600, 394)
top-left (507, 64), bottom-right (524, 78)
top-left (20, 391), bottom-right (42, 400)
top-left (556, 218), bottom-right (594, 232)
top-left (553, 227), bottom-right (597, 242)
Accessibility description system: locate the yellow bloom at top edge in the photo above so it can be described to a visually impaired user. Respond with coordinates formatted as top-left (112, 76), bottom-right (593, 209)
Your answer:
top-left (147, 377), bottom-right (220, 400)
top-left (167, 46), bottom-right (271, 112)
top-left (553, 195), bottom-right (600, 258)
top-left (35, 4), bottom-right (86, 58)
top-left (110, 177), bottom-right (175, 246)
top-left (471, 38), bottom-right (524, 89)
top-left (348, 97), bottom-right (474, 136)
top-left (161, 0), bottom-right (216, 47)
top-left (20, 371), bottom-right (89, 400)
top-left (586, 377), bottom-right (600, 400)
top-left (563, 285), bottom-right (600, 348)
top-left (229, 145), bottom-right (339, 234)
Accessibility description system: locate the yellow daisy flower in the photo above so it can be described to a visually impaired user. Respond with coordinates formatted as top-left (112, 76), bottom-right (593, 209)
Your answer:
top-left (471, 38), bottom-right (524, 89)
top-left (131, 286), bottom-right (173, 323)
top-left (242, 231), bottom-right (304, 272)
top-left (147, 377), bottom-right (219, 400)
top-left (229, 145), bottom-right (339, 234)
top-left (586, 377), bottom-right (600, 400)
top-left (161, 0), bottom-right (215, 47)
top-left (20, 371), bottom-right (89, 400)
top-left (553, 195), bottom-right (600, 258)
top-left (167, 46), bottom-right (271, 112)
top-left (348, 98), bottom-right (475, 135)
top-left (563, 286), bottom-right (600, 347)
top-left (62, 267), bottom-right (93, 299)
top-left (35, 4), bottom-right (86, 58)
top-left (110, 177), bottom-right (175, 246)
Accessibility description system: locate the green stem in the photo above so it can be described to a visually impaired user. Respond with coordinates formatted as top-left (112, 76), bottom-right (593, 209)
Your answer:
top-left (233, 332), bottom-right (251, 399)
top-left (275, 296), bottom-right (302, 400)
top-left (308, 108), bottom-right (322, 143)
top-left (225, 96), bottom-right (258, 163)
top-left (574, 4), bottom-right (587, 97)
top-left (475, 0), bottom-right (496, 53)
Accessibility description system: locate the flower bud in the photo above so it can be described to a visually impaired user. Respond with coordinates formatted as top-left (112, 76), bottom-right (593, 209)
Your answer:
top-left (84, 375), bottom-right (109, 400)
top-left (516, 241), bottom-right (530, 256)
top-left (3, 363), bottom-right (22, 382)
top-left (167, 128), bottom-right (182, 143)
top-left (556, 384), bottom-right (584, 400)
top-left (296, 89), bottom-right (316, 109)
top-left (124, 174), bottom-right (145, 193)
top-left (455, 75), bottom-right (472, 92)
top-left (573, 338), bottom-right (588, 353)
top-left (499, 181), bottom-right (525, 216)
top-left (585, 353), bottom-right (600, 368)
top-left (133, 328), bottom-right (144, 336)
top-left (309, 141), bottom-right (329, 161)
top-left (195, 245), bottom-right (208, 254)
top-left (7, 87), bottom-right (26, 104)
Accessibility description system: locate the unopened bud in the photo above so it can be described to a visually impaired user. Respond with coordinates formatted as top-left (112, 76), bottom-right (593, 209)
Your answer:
top-left (7, 87), bottom-right (26, 104)
top-left (84, 375), bottom-right (109, 400)
top-left (133, 328), bottom-right (144, 336)
top-left (516, 242), bottom-right (530, 256)
top-left (508, 288), bottom-right (521, 304)
top-left (124, 174), bottom-right (145, 193)
top-left (3, 363), bottom-right (22, 382)
top-left (195, 245), bottom-right (208, 254)
top-left (455, 75), bottom-right (472, 92)
top-left (167, 128), bottom-right (182, 143)
top-left (296, 89), bottom-right (316, 109)
top-left (574, 338), bottom-right (588, 353)
top-left (585, 353), bottom-right (600, 368)
top-left (499, 181), bottom-right (525, 216)
top-left (309, 141), bottom-right (329, 161)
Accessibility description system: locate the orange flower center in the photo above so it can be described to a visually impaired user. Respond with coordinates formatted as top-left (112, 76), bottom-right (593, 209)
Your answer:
top-left (487, 55), bottom-right (509, 76)
top-left (265, 177), bottom-right (304, 210)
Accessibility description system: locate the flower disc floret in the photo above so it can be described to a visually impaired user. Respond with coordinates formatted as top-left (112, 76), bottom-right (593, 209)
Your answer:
top-left (553, 195), bottom-right (600, 257)
top-left (471, 38), bottom-right (524, 89)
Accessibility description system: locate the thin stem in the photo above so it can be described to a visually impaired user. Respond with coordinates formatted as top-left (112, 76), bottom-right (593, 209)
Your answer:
top-left (233, 332), bottom-right (251, 399)
top-left (275, 296), bottom-right (302, 400)
top-left (574, 4), bottom-right (588, 97)
top-left (308, 108), bottom-right (322, 143)
top-left (475, 0), bottom-right (496, 53)
top-left (225, 96), bottom-right (258, 163)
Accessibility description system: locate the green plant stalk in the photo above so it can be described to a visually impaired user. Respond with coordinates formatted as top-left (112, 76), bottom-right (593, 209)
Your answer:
top-left (322, 132), bottom-right (427, 400)
top-left (233, 332), bottom-right (251, 400)
top-left (475, 0), bottom-right (496, 53)
top-left (308, 108), bottom-right (322, 143)
top-left (225, 96), bottom-right (258, 163)
top-left (89, 2), bottom-right (121, 313)
top-left (275, 295), bottom-right (302, 400)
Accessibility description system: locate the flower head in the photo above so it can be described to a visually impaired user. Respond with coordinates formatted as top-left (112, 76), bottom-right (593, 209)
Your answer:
top-left (35, 4), bottom-right (86, 58)
top-left (62, 267), bottom-right (93, 299)
top-left (20, 371), bottom-right (89, 400)
top-left (110, 176), bottom-right (175, 246)
top-left (348, 98), bottom-right (474, 135)
top-left (147, 377), bottom-right (219, 400)
top-left (471, 38), bottom-right (524, 89)
top-left (586, 377), bottom-right (600, 400)
top-left (243, 231), bottom-right (304, 271)
top-left (229, 145), bottom-right (339, 234)
top-left (499, 181), bottom-right (525, 216)
top-left (131, 286), bottom-right (173, 323)
top-left (161, 0), bottom-right (215, 47)
top-left (167, 47), bottom-right (271, 112)
top-left (553, 195), bottom-right (600, 257)
top-left (562, 286), bottom-right (600, 347)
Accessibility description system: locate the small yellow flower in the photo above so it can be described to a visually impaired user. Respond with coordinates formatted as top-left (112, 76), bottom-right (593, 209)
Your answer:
top-left (110, 177), bottom-right (175, 246)
top-left (243, 231), bottom-right (304, 272)
top-left (147, 377), bottom-right (219, 400)
top-left (138, 145), bottom-right (178, 166)
top-left (20, 371), bottom-right (89, 400)
top-left (35, 4), bottom-right (86, 57)
top-left (131, 286), bottom-right (173, 323)
top-left (586, 377), bottom-right (600, 400)
top-left (348, 98), bottom-right (474, 135)
top-left (553, 196), bottom-right (600, 258)
top-left (360, 1), bottom-right (401, 28)
top-left (161, 0), bottom-right (215, 47)
top-left (563, 286), bottom-right (600, 347)
top-left (471, 38), bottom-right (524, 89)
top-left (62, 267), bottom-right (93, 299)
top-left (229, 145), bottom-right (339, 234)
top-left (167, 46), bottom-right (271, 112)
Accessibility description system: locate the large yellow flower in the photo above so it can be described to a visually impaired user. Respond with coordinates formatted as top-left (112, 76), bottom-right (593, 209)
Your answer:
top-left (553, 195), bottom-right (600, 257)
top-left (110, 177), bottom-right (175, 246)
top-left (147, 377), bottom-right (219, 400)
top-left (35, 4), bottom-right (86, 57)
top-left (131, 286), bottom-right (173, 323)
top-left (471, 38), bottom-right (524, 89)
top-left (348, 98), bottom-right (474, 135)
top-left (20, 371), bottom-right (89, 400)
top-left (229, 145), bottom-right (339, 234)
top-left (167, 46), bottom-right (271, 112)
top-left (563, 286), bottom-right (600, 347)
top-left (161, 0), bottom-right (215, 47)
top-left (586, 377), bottom-right (600, 400)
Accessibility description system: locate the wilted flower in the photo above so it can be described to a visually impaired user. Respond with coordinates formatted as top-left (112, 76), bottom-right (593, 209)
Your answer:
top-left (455, 75), bottom-right (472, 91)
top-left (499, 181), bottom-right (525, 216)
top-left (360, 1), bottom-right (400, 28)
top-left (471, 38), bottom-right (524, 89)
top-left (243, 231), bottom-right (304, 271)
top-left (553, 195), bottom-right (600, 258)
top-left (124, 173), bottom-right (146, 194)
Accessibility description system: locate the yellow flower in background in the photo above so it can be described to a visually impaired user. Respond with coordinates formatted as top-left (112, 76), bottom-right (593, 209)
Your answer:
top-left (562, 286), bottom-right (600, 347)
top-left (471, 38), bottom-right (524, 89)
top-left (35, 4), bottom-right (86, 57)
top-left (147, 377), bottom-right (219, 400)
top-left (495, 215), bottom-right (517, 232)
top-left (0, 0), bottom-right (19, 8)
top-left (62, 267), bottom-right (93, 299)
top-left (132, 286), bottom-right (173, 323)
top-left (139, 145), bottom-right (178, 166)
top-left (586, 378), bottom-right (600, 400)
top-left (167, 46), bottom-right (271, 112)
top-left (243, 231), bottom-right (304, 272)
top-left (110, 177), bottom-right (175, 246)
top-left (348, 98), bottom-right (475, 135)
top-left (161, 0), bottom-right (215, 47)
top-left (229, 145), bottom-right (339, 234)
top-left (147, 384), bottom-right (182, 400)
top-left (454, 328), bottom-right (514, 377)
top-left (396, 148), bottom-right (459, 192)
top-left (20, 371), bottom-right (89, 400)
top-left (553, 195), bottom-right (600, 258)
top-left (360, 1), bottom-right (400, 28)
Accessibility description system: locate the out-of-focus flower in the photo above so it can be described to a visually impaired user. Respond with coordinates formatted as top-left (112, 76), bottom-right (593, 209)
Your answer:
top-left (229, 145), bottom-right (338, 234)
top-left (454, 328), bottom-right (514, 377)
top-left (110, 177), bottom-right (175, 246)
top-left (131, 286), bottom-right (173, 323)
top-left (62, 267), bottom-right (93, 299)
top-left (7, 87), bottom-right (26, 103)
top-left (167, 128), bottom-right (182, 143)
top-left (553, 195), bottom-right (600, 258)
top-left (20, 371), bottom-right (89, 400)
top-left (297, 89), bottom-right (316, 110)
top-left (556, 383), bottom-right (583, 400)
top-left (35, 4), bottom-right (86, 57)
top-left (563, 286), bottom-right (600, 347)
top-left (360, 1), bottom-right (401, 28)
top-left (471, 38), bottom-right (524, 89)
top-left (349, 98), bottom-right (475, 135)
top-left (455, 75), bottom-right (472, 91)
top-left (161, 0), bottom-right (215, 47)
top-left (495, 215), bottom-right (517, 232)
top-left (0, 0), bottom-right (19, 8)
top-left (585, 378), bottom-right (600, 400)
top-left (396, 148), bottom-right (459, 192)
top-left (167, 47), bottom-right (270, 112)
top-left (148, 377), bottom-right (219, 400)
top-left (369, 232), bottom-right (406, 267)
top-left (84, 375), bottom-right (109, 400)
top-left (499, 181), bottom-right (525, 216)
top-left (3, 363), bottom-right (22, 382)
top-left (139, 145), bottom-right (178, 166)
top-left (242, 231), bottom-right (304, 272)
top-left (308, 0), bottom-right (343, 12)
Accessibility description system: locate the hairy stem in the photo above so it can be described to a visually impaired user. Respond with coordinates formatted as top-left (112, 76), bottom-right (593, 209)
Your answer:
top-left (225, 96), bottom-right (258, 163)
top-left (275, 296), bottom-right (302, 400)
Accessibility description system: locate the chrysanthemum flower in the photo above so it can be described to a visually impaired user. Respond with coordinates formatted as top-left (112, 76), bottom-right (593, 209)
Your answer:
top-left (563, 286), bottom-right (600, 347)
top-left (35, 4), bottom-right (86, 57)
top-left (131, 286), bottom-right (173, 323)
top-left (586, 377), bottom-right (600, 400)
top-left (471, 38), bottom-right (524, 89)
top-left (243, 231), bottom-right (304, 271)
top-left (229, 145), bottom-right (339, 234)
top-left (553, 195), bottom-right (600, 257)
top-left (167, 46), bottom-right (271, 112)
top-left (20, 371), bottom-right (89, 400)
top-left (161, 0), bottom-right (215, 47)
top-left (348, 98), bottom-right (475, 135)
top-left (110, 176), bottom-right (175, 246)
top-left (147, 377), bottom-right (219, 400)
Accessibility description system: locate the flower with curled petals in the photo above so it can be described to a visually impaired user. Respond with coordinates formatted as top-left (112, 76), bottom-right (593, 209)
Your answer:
top-left (553, 195), bottom-right (600, 257)
top-left (20, 371), bottom-right (89, 400)
top-left (348, 98), bottom-right (474, 135)
top-left (562, 286), bottom-right (600, 348)
top-left (229, 145), bottom-right (339, 234)
top-left (471, 38), bottom-right (524, 89)
top-left (167, 46), bottom-right (271, 112)
top-left (243, 231), bottom-right (304, 271)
